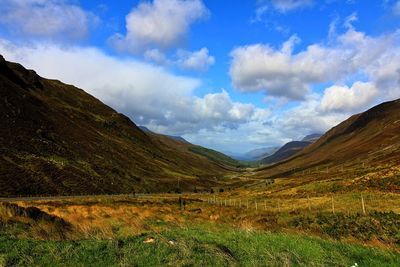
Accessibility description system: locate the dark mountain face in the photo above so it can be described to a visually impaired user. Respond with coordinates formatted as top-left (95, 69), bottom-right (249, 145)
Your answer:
top-left (257, 98), bottom-right (400, 177)
top-left (0, 56), bottom-right (237, 196)
top-left (260, 134), bottom-right (322, 165)
top-left (261, 141), bottom-right (311, 165)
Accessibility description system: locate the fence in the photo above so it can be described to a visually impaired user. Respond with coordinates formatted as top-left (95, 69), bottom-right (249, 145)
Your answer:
top-left (201, 193), bottom-right (399, 215)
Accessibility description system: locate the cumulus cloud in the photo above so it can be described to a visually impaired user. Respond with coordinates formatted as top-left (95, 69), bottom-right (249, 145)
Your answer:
top-left (144, 48), bottom-right (169, 65)
top-left (230, 23), bottom-right (400, 101)
top-left (110, 0), bottom-right (209, 53)
top-left (176, 47), bottom-right (215, 71)
top-left (0, 40), bottom-right (256, 135)
top-left (0, 0), bottom-right (98, 40)
top-left (319, 82), bottom-right (378, 113)
top-left (393, 1), bottom-right (400, 15)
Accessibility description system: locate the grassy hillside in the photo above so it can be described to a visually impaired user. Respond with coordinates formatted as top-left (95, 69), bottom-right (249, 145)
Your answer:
top-left (0, 56), bottom-right (238, 196)
top-left (256, 99), bottom-right (400, 180)
top-left (188, 145), bottom-right (242, 167)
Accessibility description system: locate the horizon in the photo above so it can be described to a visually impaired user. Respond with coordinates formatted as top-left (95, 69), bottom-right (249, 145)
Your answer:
top-left (1, 0), bottom-right (400, 154)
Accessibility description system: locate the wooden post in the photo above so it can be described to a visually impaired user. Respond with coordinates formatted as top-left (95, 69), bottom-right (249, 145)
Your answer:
top-left (264, 200), bottom-right (267, 211)
top-left (246, 200), bottom-right (249, 209)
top-left (239, 199), bottom-right (242, 208)
top-left (255, 201), bottom-right (258, 211)
top-left (331, 196), bottom-right (335, 214)
top-left (179, 197), bottom-right (183, 211)
top-left (361, 194), bottom-right (366, 214)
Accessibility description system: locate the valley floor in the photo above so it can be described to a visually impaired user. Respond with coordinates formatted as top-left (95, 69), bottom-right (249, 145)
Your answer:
top-left (0, 192), bottom-right (399, 266)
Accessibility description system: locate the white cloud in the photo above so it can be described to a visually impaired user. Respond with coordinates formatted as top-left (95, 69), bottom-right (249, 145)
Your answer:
top-left (319, 82), bottom-right (378, 113)
top-left (144, 48), bottom-right (169, 65)
top-left (271, 0), bottom-right (314, 12)
top-left (110, 0), bottom-right (209, 53)
top-left (0, 40), bottom-right (256, 136)
top-left (176, 47), bottom-right (215, 71)
top-left (229, 25), bottom-right (400, 101)
top-left (393, 1), bottom-right (400, 15)
top-left (0, 0), bottom-right (98, 40)
top-left (256, 0), bottom-right (314, 14)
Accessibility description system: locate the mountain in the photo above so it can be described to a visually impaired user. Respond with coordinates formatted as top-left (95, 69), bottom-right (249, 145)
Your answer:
top-left (302, 133), bottom-right (322, 142)
top-left (138, 126), bottom-right (151, 132)
top-left (257, 98), bottom-right (400, 177)
top-left (0, 56), bottom-right (239, 196)
top-left (261, 141), bottom-right (312, 165)
top-left (231, 147), bottom-right (280, 161)
top-left (139, 125), bottom-right (189, 143)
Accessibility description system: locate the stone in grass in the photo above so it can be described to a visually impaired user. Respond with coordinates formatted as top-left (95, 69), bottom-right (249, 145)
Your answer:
top-left (143, 237), bottom-right (155, 243)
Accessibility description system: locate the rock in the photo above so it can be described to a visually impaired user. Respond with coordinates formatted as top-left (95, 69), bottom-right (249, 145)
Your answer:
top-left (143, 237), bottom-right (155, 243)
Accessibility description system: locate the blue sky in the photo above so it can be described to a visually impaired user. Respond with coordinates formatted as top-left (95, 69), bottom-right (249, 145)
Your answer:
top-left (1, 0), bottom-right (400, 154)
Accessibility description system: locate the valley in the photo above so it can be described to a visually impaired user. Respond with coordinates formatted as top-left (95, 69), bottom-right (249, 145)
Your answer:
top-left (1, 56), bottom-right (399, 266)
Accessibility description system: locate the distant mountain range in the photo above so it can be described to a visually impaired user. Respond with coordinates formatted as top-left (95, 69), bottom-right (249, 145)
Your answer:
top-left (228, 147), bottom-right (279, 161)
top-left (302, 133), bottom-right (323, 142)
top-left (232, 133), bottom-right (322, 163)
top-left (0, 55), bottom-right (239, 196)
top-left (261, 141), bottom-right (311, 165)
top-left (261, 134), bottom-right (322, 165)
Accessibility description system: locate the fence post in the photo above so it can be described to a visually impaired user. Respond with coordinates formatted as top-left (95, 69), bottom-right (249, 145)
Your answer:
top-left (264, 200), bottom-right (267, 211)
top-left (361, 194), bottom-right (366, 214)
top-left (246, 200), bottom-right (249, 209)
top-left (255, 201), bottom-right (258, 211)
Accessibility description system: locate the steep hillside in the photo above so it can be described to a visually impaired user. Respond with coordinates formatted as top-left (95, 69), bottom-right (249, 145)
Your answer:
top-left (139, 126), bottom-right (189, 143)
top-left (257, 99), bottom-right (400, 178)
top-left (0, 56), bottom-right (238, 196)
top-left (261, 141), bottom-right (311, 165)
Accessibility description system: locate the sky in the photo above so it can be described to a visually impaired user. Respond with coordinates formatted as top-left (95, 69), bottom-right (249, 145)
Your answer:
top-left (0, 0), bottom-right (400, 154)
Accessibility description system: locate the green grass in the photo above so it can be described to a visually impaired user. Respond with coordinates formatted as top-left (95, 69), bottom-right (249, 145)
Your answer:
top-left (1, 225), bottom-right (399, 266)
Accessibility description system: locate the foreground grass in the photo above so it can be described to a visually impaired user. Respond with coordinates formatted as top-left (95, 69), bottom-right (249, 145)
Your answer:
top-left (1, 225), bottom-right (399, 267)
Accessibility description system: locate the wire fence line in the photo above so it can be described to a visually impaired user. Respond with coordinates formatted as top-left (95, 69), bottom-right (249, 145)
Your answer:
top-left (200, 193), bottom-right (399, 215)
